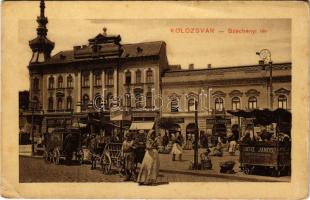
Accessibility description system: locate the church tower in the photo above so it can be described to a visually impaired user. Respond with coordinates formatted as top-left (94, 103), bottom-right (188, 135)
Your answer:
top-left (29, 0), bottom-right (54, 63)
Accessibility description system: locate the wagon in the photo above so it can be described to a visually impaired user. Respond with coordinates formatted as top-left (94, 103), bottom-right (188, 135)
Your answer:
top-left (99, 131), bottom-right (146, 178)
top-left (239, 141), bottom-right (291, 176)
top-left (43, 127), bottom-right (83, 165)
top-left (228, 108), bottom-right (291, 177)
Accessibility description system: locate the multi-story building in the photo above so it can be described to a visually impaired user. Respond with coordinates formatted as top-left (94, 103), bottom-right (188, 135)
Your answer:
top-left (161, 63), bottom-right (291, 138)
top-left (24, 0), bottom-right (291, 139)
top-left (27, 0), bottom-right (168, 135)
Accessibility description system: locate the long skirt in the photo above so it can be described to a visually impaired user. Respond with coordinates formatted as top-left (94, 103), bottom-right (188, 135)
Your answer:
top-left (137, 149), bottom-right (160, 184)
top-left (171, 143), bottom-right (183, 155)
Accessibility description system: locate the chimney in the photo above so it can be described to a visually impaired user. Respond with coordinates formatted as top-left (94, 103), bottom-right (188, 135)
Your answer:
top-left (189, 63), bottom-right (194, 70)
top-left (207, 64), bottom-right (212, 69)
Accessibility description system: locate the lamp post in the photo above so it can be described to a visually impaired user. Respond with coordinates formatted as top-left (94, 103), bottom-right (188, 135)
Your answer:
top-left (256, 49), bottom-right (273, 110)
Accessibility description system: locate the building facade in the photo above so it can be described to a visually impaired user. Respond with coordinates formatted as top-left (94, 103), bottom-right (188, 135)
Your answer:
top-left (24, 0), bottom-right (291, 139)
top-left (161, 63), bottom-right (291, 138)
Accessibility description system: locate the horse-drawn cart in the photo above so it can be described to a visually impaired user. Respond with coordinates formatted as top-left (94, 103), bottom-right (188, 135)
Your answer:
top-left (43, 127), bottom-right (83, 164)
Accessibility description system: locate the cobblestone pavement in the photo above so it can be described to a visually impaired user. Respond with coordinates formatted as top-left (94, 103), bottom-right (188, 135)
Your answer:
top-left (19, 156), bottom-right (237, 183)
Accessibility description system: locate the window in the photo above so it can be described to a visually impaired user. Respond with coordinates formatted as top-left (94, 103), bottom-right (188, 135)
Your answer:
top-left (82, 73), bottom-right (89, 87)
top-left (215, 97), bottom-right (224, 111)
top-left (188, 98), bottom-right (196, 112)
top-left (248, 96), bottom-right (257, 109)
top-left (33, 77), bottom-right (39, 90)
top-left (125, 93), bottom-right (131, 107)
top-left (232, 97), bottom-right (241, 110)
top-left (170, 98), bottom-right (179, 112)
top-left (146, 92), bottom-right (152, 108)
top-left (125, 71), bottom-right (131, 85)
top-left (67, 96), bottom-right (72, 110)
top-left (136, 70), bottom-right (141, 84)
top-left (146, 69), bottom-right (153, 83)
top-left (135, 93), bottom-right (143, 109)
top-left (58, 76), bottom-right (63, 88)
top-left (32, 96), bottom-right (39, 110)
top-left (278, 95), bottom-right (287, 109)
top-left (48, 76), bottom-right (54, 89)
top-left (67, 75), bottom-right (73, 88)
top-left (107, 71), bottom-right (114, 85)
top-left (48, 97), bottom-right (53, 111)
top-left (94, 73), bottom-right (101, 86)
top-left (106, 93), bottom-right (113, 109)
top-left (57, 97), bottom-right (63, 111)
top-left (82, 94), bottom-right (89, 111)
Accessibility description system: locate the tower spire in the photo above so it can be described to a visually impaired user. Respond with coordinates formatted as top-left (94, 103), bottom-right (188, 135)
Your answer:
top-left (29, 0), bottom-right (54, 63)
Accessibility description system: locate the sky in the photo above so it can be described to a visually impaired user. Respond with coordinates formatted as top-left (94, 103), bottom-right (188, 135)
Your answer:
top-left (18, 17), bottom-right (291, 90)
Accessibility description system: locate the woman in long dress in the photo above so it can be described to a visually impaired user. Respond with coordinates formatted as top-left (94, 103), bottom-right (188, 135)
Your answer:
top-left (137, 130), bottom-right (160, 185)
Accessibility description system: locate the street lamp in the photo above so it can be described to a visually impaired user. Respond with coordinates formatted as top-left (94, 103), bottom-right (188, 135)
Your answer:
top-left (256, 49), bottom-right (273, 110)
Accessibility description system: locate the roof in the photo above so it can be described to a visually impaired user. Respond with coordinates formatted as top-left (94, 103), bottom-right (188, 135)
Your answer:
top-left (43, 41), bottom-right (164, 65)
top-left (163, 63), bottom-right (291, 77)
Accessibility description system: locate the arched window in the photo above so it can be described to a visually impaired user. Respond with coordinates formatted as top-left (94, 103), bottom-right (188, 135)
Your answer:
top-left (232, 97), bottom-right (241, 110)
top-left (136, 70), bottom-right (141, 84)
top-left (170, 98), bottom-right (179, 112)
top-left (48, 76), bottom-right (54, 89)
top-left (67, 75), bottom-right (73, 88)
top-left (82, 94), bottom-right (89, 111)
top-left (188, 98), bottom-right (196, 112)
top-left (57, 97), bottom-right (63, 111)
top-left (48, 97), bottom-right (53, 111)
top-left (94, 73), bottom-right (101, 86)
top-left (57, 76), bottom-right (63, 88)
top-left (82, 73), bottom-right (89, 87)
top-left (33, 77), bottom-right (39, 90)
top-left (248, 96), bottom-right (257, 109)
top-left (215, 97), bottom-right (224, 111)
top-left (125, 71), bottom-right (131, 85)
top-left (146, 69), bottom-right (153, 83)
top-left (67, 96), bottom-right (72, 110)
top-left (278, 95), bottom-right (287, 109)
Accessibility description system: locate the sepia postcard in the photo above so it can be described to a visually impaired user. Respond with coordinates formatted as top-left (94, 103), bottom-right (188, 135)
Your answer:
top-left (1, 0), bottom-right (309, 199)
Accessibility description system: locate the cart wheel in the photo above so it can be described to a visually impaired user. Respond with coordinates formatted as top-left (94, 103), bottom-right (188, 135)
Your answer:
top-left (101, 153), bottom-right (111, 174)
top-left (243, 166), bottom-right (253, 175)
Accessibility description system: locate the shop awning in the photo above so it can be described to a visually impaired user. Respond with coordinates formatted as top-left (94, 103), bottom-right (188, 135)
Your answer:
top-left (129, 122), bottom-right (154, 130)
